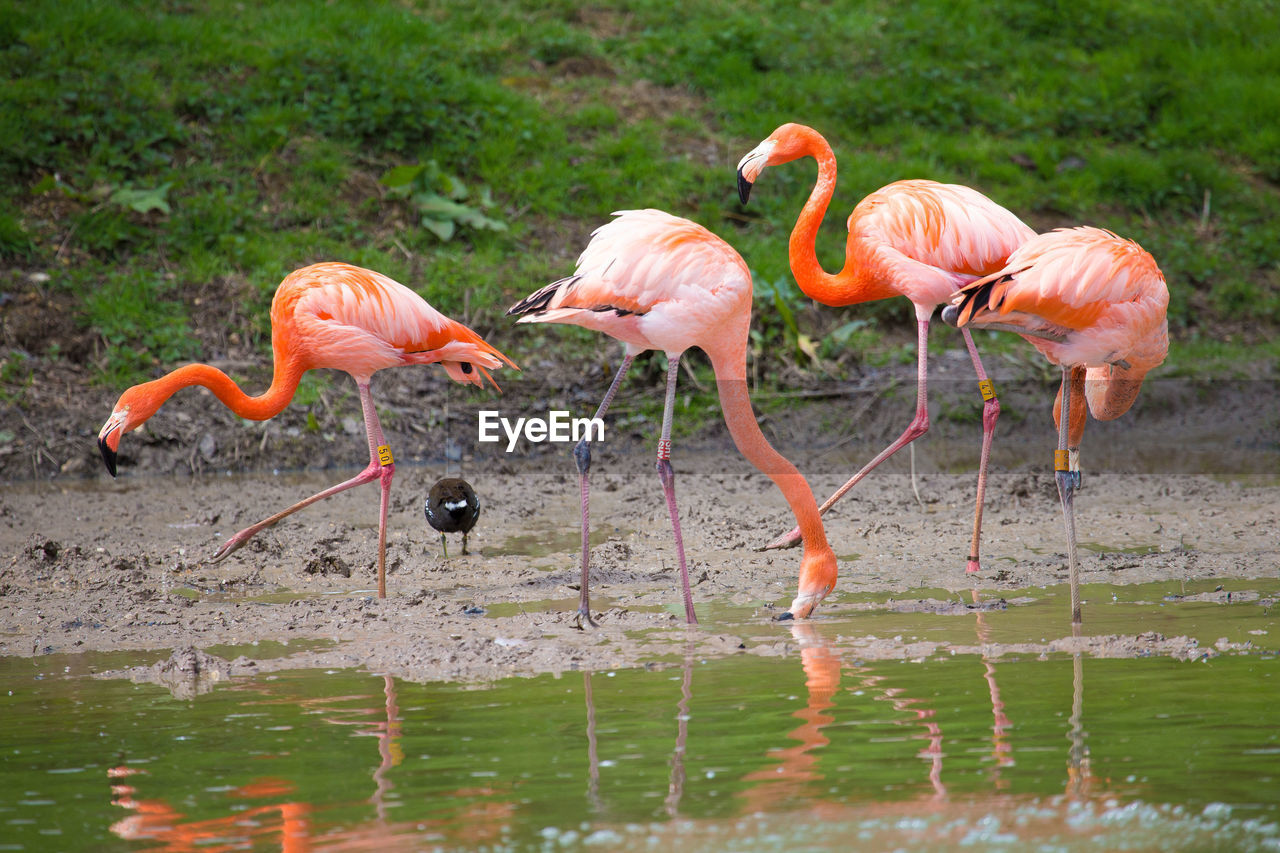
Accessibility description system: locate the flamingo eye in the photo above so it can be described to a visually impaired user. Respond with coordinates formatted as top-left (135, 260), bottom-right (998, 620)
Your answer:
top-left (460, 362), bottom-right (473, 374)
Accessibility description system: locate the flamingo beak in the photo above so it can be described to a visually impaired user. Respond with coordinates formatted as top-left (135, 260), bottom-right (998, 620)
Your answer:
top-left (98, 435), bottom-right (118, 478)
top-left (735, 141), bottom-right (774, 205)
top-left (736, 170), bottom-right (754, 205)
top-left (781, 584), bottom-right (830, 620)
top-left (98, 413), bottom-right (125, 478)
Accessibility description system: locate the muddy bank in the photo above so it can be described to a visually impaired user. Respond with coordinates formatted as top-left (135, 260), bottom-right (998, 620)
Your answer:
top-left (3, 420), bottom-right (1278, 683)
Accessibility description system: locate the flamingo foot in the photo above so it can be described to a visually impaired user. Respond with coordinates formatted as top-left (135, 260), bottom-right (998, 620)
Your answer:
top-left (209, 528), bottom-right (258, 563)
top-left (758, 525), bottom-right (803, 551)
top-left (572, 608), bottom-right (598, 630)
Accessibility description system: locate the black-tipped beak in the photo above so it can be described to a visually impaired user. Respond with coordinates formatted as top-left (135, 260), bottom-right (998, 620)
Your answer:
top-left (99, 436), bottom-right (118, 478)
top-left (775, 610), bottom-right (795, 621)
top-left (737, 171), bottom-right (753, 205)
top-left (940, 304), bottom-right (961, 327)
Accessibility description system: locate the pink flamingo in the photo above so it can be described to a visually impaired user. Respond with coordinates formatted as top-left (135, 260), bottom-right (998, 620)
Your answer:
top-left (508, 209), bottom-right (837, 623)
top-left (737, 123), bottom-right (1035, 572)
top-left (943, 227), bottom-right (1169, 623)
top-left (97, 262), bottom-right (516, 598)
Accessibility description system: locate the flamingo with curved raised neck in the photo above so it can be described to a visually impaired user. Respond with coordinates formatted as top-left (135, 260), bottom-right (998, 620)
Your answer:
top-left (737, 123), bottom-right (1035, 573)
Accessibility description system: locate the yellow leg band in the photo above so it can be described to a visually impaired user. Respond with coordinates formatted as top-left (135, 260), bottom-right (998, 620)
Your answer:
top-left (978, 379), bottom-right (996, 401)
top-left (377, 444), bottom-right (394, 466)
top-left (1054, 449), bottom-right (1069, 472)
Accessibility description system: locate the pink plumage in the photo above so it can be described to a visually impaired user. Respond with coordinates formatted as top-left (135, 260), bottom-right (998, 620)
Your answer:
top-left (945, 225), bottom-right (1170, 624)
top-left (509, 209), bottom-right (838, 623)
top-left (97, 262), bottom-right (516, 598)
top-left (737, 122), bottom-right (1035, 571)
top-left (510, 209), bottom-right (752, 354)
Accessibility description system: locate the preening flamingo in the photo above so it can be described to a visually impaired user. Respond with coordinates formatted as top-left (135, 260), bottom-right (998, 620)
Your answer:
top-left (507, 209), bottom-right (837, 623)
top-left (97, 262), bottom-right (516, 598)
top-left (943, 226), bottom-right (1169, 623)
top-left (737, 123), bottom-right (1035, 572)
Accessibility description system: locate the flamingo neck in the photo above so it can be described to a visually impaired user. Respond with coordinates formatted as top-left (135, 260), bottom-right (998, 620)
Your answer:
top-left (706, 345), bottom-right (831, 554)
top-left (137, 360), bottom-right (304, 424)
top-left (1083, 364), bottom-right (1149, 422)
top-left (786, 128), bottom-right (899, 307)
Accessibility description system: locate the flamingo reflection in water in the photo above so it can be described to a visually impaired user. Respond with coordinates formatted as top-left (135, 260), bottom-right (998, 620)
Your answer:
top-left (582, 643), bottom-right (696, 818)
top-left (739, 622), bottom-right (849, 809)
top-left (739, 621), bottom-right (949, 812)
top-left (107, 674), bottom-right (520, 851)
top-left (972, 591), bottom-right (1015, 791)
top-left (109, 768), bottom-right (311, 852)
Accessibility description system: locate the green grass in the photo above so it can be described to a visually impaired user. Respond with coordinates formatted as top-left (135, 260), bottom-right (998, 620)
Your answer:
top-left (2, 0), bottom-right (1278, 385)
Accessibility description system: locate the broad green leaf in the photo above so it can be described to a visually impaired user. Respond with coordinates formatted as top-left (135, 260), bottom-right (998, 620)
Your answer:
top-left (421, 216), bottom-right (456, 241)
top-left (380, 164), bottom-right (426, 188)
top-left (109, 184), bottom-right (172, 215)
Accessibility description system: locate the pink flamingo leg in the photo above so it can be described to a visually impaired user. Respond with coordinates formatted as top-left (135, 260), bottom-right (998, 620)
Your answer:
top-left (211, 381), bottom-right (396, 598)
top-left (655, 354), bottom-right (697, 625)
top-left (763, 317), bottom-right (932, 550)
top-left (1054, 366), bottom-right (1083, 624)
top-left (960, 327), bottom-right (1000, 573)
top-left (572, 353), bottom-right (635, 627)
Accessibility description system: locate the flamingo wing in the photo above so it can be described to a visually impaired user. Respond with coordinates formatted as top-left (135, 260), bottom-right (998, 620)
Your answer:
top-left (950, 227), bottom-right (1169, 367)
top-left (280, 263), bottom-right (514, 387)
top-left (508, 210), bottom-right (751, 352)
top-left (852, 181), bottom-right (1036, 297)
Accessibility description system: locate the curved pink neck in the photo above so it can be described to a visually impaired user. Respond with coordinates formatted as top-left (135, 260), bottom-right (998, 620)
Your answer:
top-left (1083, 365), bottom-right (1149, 422)
top-left (140, 360), bottom-right (304, 422)
top-left (784, 127), bottom-right (898, 307)
top-left (706, 343), bottom-right (831, 554)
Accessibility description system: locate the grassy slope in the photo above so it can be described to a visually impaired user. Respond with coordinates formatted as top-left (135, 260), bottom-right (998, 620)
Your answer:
top-left (2, 0), bottom-right (1278, 397)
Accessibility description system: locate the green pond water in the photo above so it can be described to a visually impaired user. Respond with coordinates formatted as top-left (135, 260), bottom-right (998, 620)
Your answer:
top-left (2, 597), bottom-right (1279, 852)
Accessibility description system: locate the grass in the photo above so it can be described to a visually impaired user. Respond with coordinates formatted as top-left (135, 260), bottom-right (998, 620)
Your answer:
top-left (2, 0), bottom-right (1278, 388)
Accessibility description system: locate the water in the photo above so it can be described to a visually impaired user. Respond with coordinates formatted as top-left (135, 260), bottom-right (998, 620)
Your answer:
top-left (2, 606), bottom-right (1278, 852)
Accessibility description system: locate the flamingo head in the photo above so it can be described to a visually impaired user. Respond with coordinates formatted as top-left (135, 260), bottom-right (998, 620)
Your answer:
top-left (735, 123), bottom-right (823, 204)
top-left (779, 547), bottom-right (837, 620)
top-left (97, 385), bottom-right (163, 477)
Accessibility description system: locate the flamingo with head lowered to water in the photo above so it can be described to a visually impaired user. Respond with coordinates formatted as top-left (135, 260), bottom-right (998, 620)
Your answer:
top-left (943, 226), bottom-right (1169, 624)
top-left (97, 262), bottom-right (516, 598)
top-left (508, 209), bottom-right (837, 623)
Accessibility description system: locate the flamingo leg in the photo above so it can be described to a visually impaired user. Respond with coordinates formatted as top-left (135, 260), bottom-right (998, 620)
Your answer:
top-left (211, 381), bottom-right (397, 599)
top-left (572, 353), bottom-right (635, 628)
top-left (763, 317), bottom-right (932, 550)
top-left (1055, 366), bottom-right (1082, 624)
top-left (655, 354), bottom-right (697, 625)
top-left (960, 327), bottom-right (1001, 574)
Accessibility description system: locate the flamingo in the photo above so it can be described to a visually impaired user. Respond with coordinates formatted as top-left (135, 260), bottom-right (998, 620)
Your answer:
top-left (736, 123), bottom-right (1035, 572)
top-left (96, 262), bottom-right (516, 598)
top-left (507, 209), bottom-right (837, 624)
top-left (942, 226), bottom-right (1169, 623)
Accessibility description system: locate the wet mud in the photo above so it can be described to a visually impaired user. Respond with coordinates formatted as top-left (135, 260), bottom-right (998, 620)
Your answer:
top-left (4, 420), bottom-right (1278, 684)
